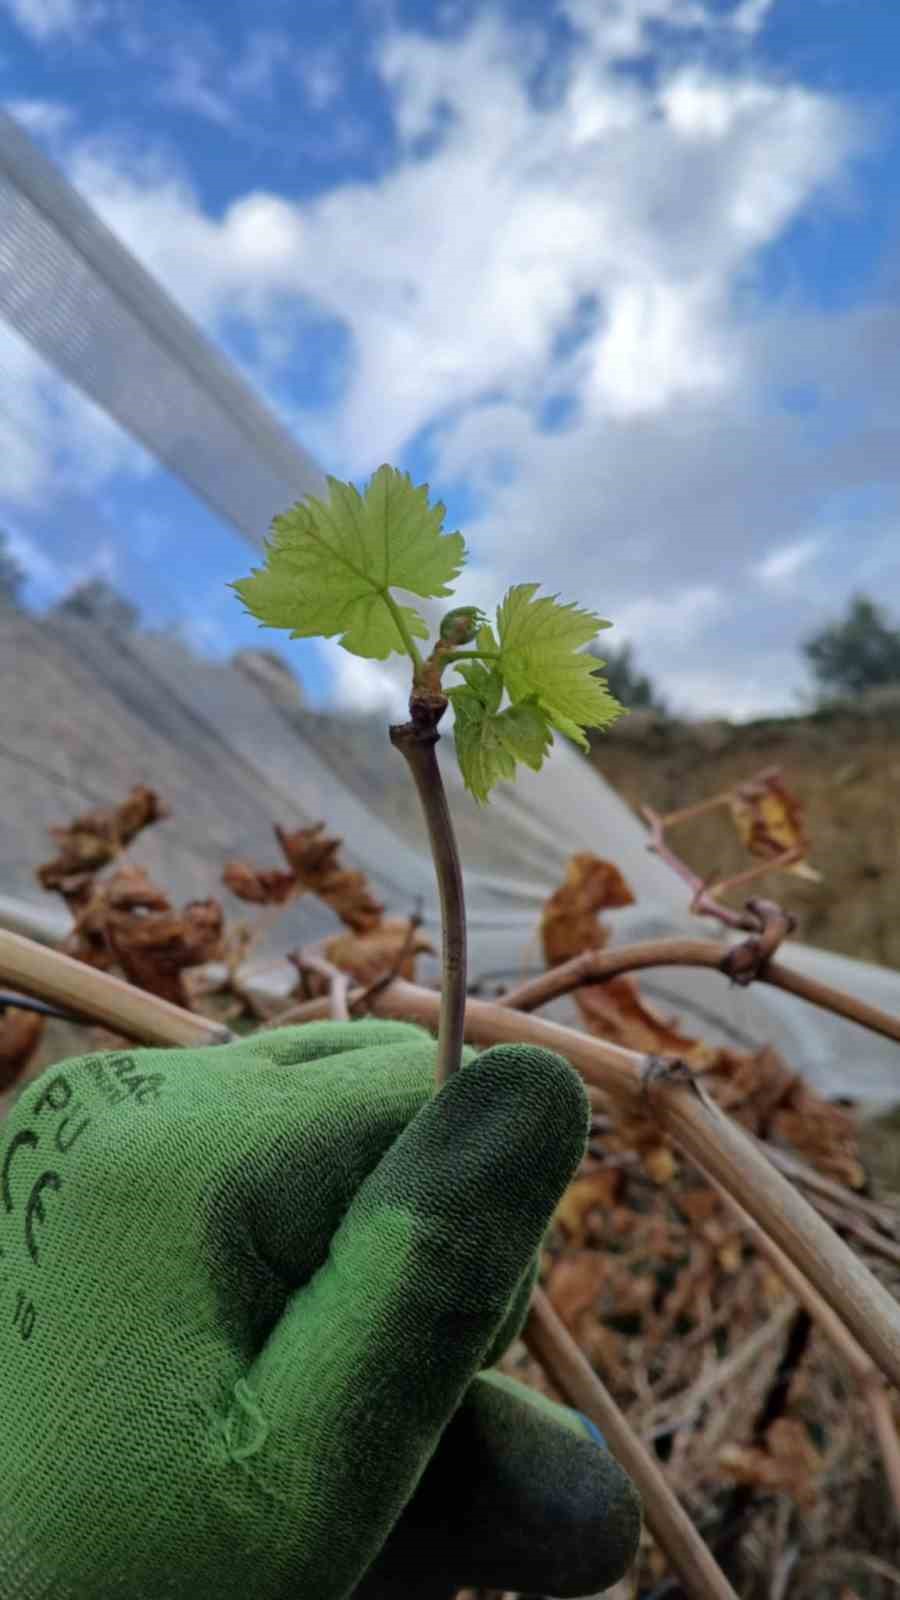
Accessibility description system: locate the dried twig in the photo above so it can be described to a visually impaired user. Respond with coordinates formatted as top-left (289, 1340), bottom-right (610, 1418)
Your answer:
top-left (711, 1180), bottom-right (900, 1519)
top-left (640, 771), bottom-right (810, 933)
top-left (288, 944), bottom-right (351, 1022)
top-left (713, 1306), bottom-right (813, 1583)
top-left (641, 804), bottom-right (768, 931)
top-left (811, 1195), bottom-right (900, 1269)
top-left (642, 1303), bottom-right (797, 1442)
top-left (526, 1288), bottom-right (740, 1600)
top-left (0, 929), bottom-right (233, 1048)
top-left (497, 937), bottom-right (900, 1048)
top-left (764, 1147), bottom-right (900, 1234)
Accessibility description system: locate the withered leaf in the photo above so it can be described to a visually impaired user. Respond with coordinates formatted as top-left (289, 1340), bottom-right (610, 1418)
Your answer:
top-left (576, 975), bottom-right (710, 1061)
top-left (324, 918), bottom-right (434, 987)
top-left (641, 1144), bottom-right (678, 1186)
top-left (223, 861), bottom-right (297, 906)
top-left (728, 769), bottom-right (821, 880)
top-left (542, 853), bottom-right (634, 968)
top-left (271, 823), bottom-right (386, 930)
top-left (677, 1189), bottom-right (722, 1226)
top-left (555, 1168), bottom-right (623, 1247)
top-left (718, 1418), bottom-right (823, 1507)
top-left (105, 896), bottom-right (225, 1006)
top-left (104, 864), bottom-right (172, 914)
top-left (37, 786), bottom-right (168, 893)
top-left (546, 1250), bottom-right (609, 1329)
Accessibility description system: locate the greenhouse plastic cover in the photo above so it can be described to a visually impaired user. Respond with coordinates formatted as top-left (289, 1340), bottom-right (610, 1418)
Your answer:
top-left (1, 108), bottom-right (899, 1106)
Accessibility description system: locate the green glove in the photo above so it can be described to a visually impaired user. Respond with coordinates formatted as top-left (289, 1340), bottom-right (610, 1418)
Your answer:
top-left (0, 1019), bottom-right (640, 1598)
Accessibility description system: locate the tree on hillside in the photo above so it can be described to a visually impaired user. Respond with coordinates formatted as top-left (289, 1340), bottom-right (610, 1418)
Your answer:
top-left (803, 594), bottom-right (900, 699)
top-left (588, 639), bottom-right (668, 715)
top-left (0, 531), bottom-right (25, 609)
top-left (54, 577), bottom-right (139, 635)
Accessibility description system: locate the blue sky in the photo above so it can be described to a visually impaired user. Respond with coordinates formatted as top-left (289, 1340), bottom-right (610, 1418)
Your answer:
top-left (1, 0), bottom-right (899, 716)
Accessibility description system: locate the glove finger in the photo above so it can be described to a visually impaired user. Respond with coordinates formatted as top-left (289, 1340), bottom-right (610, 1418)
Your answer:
top-left (216, 1019), bottom-right (434, 1067)
top-left (216, 1043), bottom-right (590, 1598)
top-left (356, 1369), bottom-right (641, 1597)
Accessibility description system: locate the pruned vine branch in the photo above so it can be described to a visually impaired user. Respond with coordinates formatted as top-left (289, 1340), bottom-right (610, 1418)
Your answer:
top-left (497, 936), bottom-right (900, 1047)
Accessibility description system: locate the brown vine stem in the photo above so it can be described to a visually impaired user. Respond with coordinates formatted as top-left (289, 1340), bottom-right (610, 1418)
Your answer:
top-left (641, 802), bottom-right (804, 931)
top-left (526, 1289), bottom-right (740, 1600)
top-left (288, 944), bottom-right (351, 1022)
top-left (0, 928), bottom-right (233, 1048)
top-left (495, 937), bottom-right (900, 1047)
top-left (389, 697), bottom-right (466, 1087)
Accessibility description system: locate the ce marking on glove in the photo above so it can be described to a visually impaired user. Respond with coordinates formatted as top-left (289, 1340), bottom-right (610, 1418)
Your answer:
top-left (1, 1070), bottom-right (92, 1346)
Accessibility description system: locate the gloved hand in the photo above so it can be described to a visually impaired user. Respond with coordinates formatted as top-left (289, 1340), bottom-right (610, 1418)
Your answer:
top-left (0, 1019), bottom-right (640, 1599)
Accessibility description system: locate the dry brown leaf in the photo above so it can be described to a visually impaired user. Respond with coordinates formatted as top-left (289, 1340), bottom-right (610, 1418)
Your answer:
top-left (677, 1188), bottom-right (722, 1226)
top-left (576, 974), bottom-right (712, 1061)
top-left (546, 1250), bottom-right (609, 1329)
top-left (541, 852), bottom-right (634, 967)
top-left (106, 898), bottom-right (225, 1006)
top-left (277, 823), bottom-right (385, 930)
top-left (323, 918), bottom-right (434, 987)
top-left (37, 786), bottom-right (168, 893)
top-left (718, 1418), bottom-right (823, 1508)
top-left (222, 861), bottom-right (296, 905)
top-left (62, 865), bottom-right (174, 972)
top-left (0, 1009), bottom-right (45, 1091)
top-left (716, 1237), bottom-right (743, 1274)
top-left (104, 863), bottom-right (171, 913)
top-left (555, 1167), bottom-right (623, 1246)
top-left (640, 1144), bottom-right (678, 1186)
top-left (728, 768), bottom-right (821, 880)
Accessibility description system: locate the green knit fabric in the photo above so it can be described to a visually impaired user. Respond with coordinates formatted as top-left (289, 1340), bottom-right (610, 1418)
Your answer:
top-left (0, 1020), bottom-right (640, 1598)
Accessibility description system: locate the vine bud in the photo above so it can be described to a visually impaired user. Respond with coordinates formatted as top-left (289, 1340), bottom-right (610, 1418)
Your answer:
top-left (439, 606), bottom-right (485, 647)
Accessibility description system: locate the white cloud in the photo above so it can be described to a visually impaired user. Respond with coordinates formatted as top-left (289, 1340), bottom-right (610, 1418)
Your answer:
top-left (154, 27), bottom-right (339, 130)
top-left (560, 0), bottom-right (775, 57)
top-left (159, 53), bottom-right (236, 127)
top-left (296, 45), bottom-right (344, 111)
top-left (4, 98), bottom-right (73, 138)
top-left (731, 0), bottom-right (776, 36)
top-left (0, 0), bottom-right (102, 40)
top-left (1, 0), bottom-right (888, 718)
top-left (60, 8), bottom-right (854, 463)
top-left (560, 0), bottom-right (710, 60)
top-left (754, 537), bottom-right (821, 588)
top-left (607, 585), bottom-right (725, 645)
top-left (230, 30), bottom-right (291, 97)
top-left (317, 637), bottom-right (408, 717)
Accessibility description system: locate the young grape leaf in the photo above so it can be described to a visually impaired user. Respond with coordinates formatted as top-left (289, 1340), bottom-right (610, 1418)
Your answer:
top-left (232, 464), bottom-right (466, 660)
top-left (449, 673), bottom-right (553, 804)
top-left (496, 583), bottom-right (622, 748)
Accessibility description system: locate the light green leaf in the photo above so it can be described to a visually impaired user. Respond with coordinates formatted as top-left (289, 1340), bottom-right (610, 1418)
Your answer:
top-left (232, 464), bottom-right (465, 661)
top-left (496, 583), bottom-right (622, 749)
top-left (449, 682), bottom-right (553, 804)
top-left (455, 659), bottom-right (503, 714)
